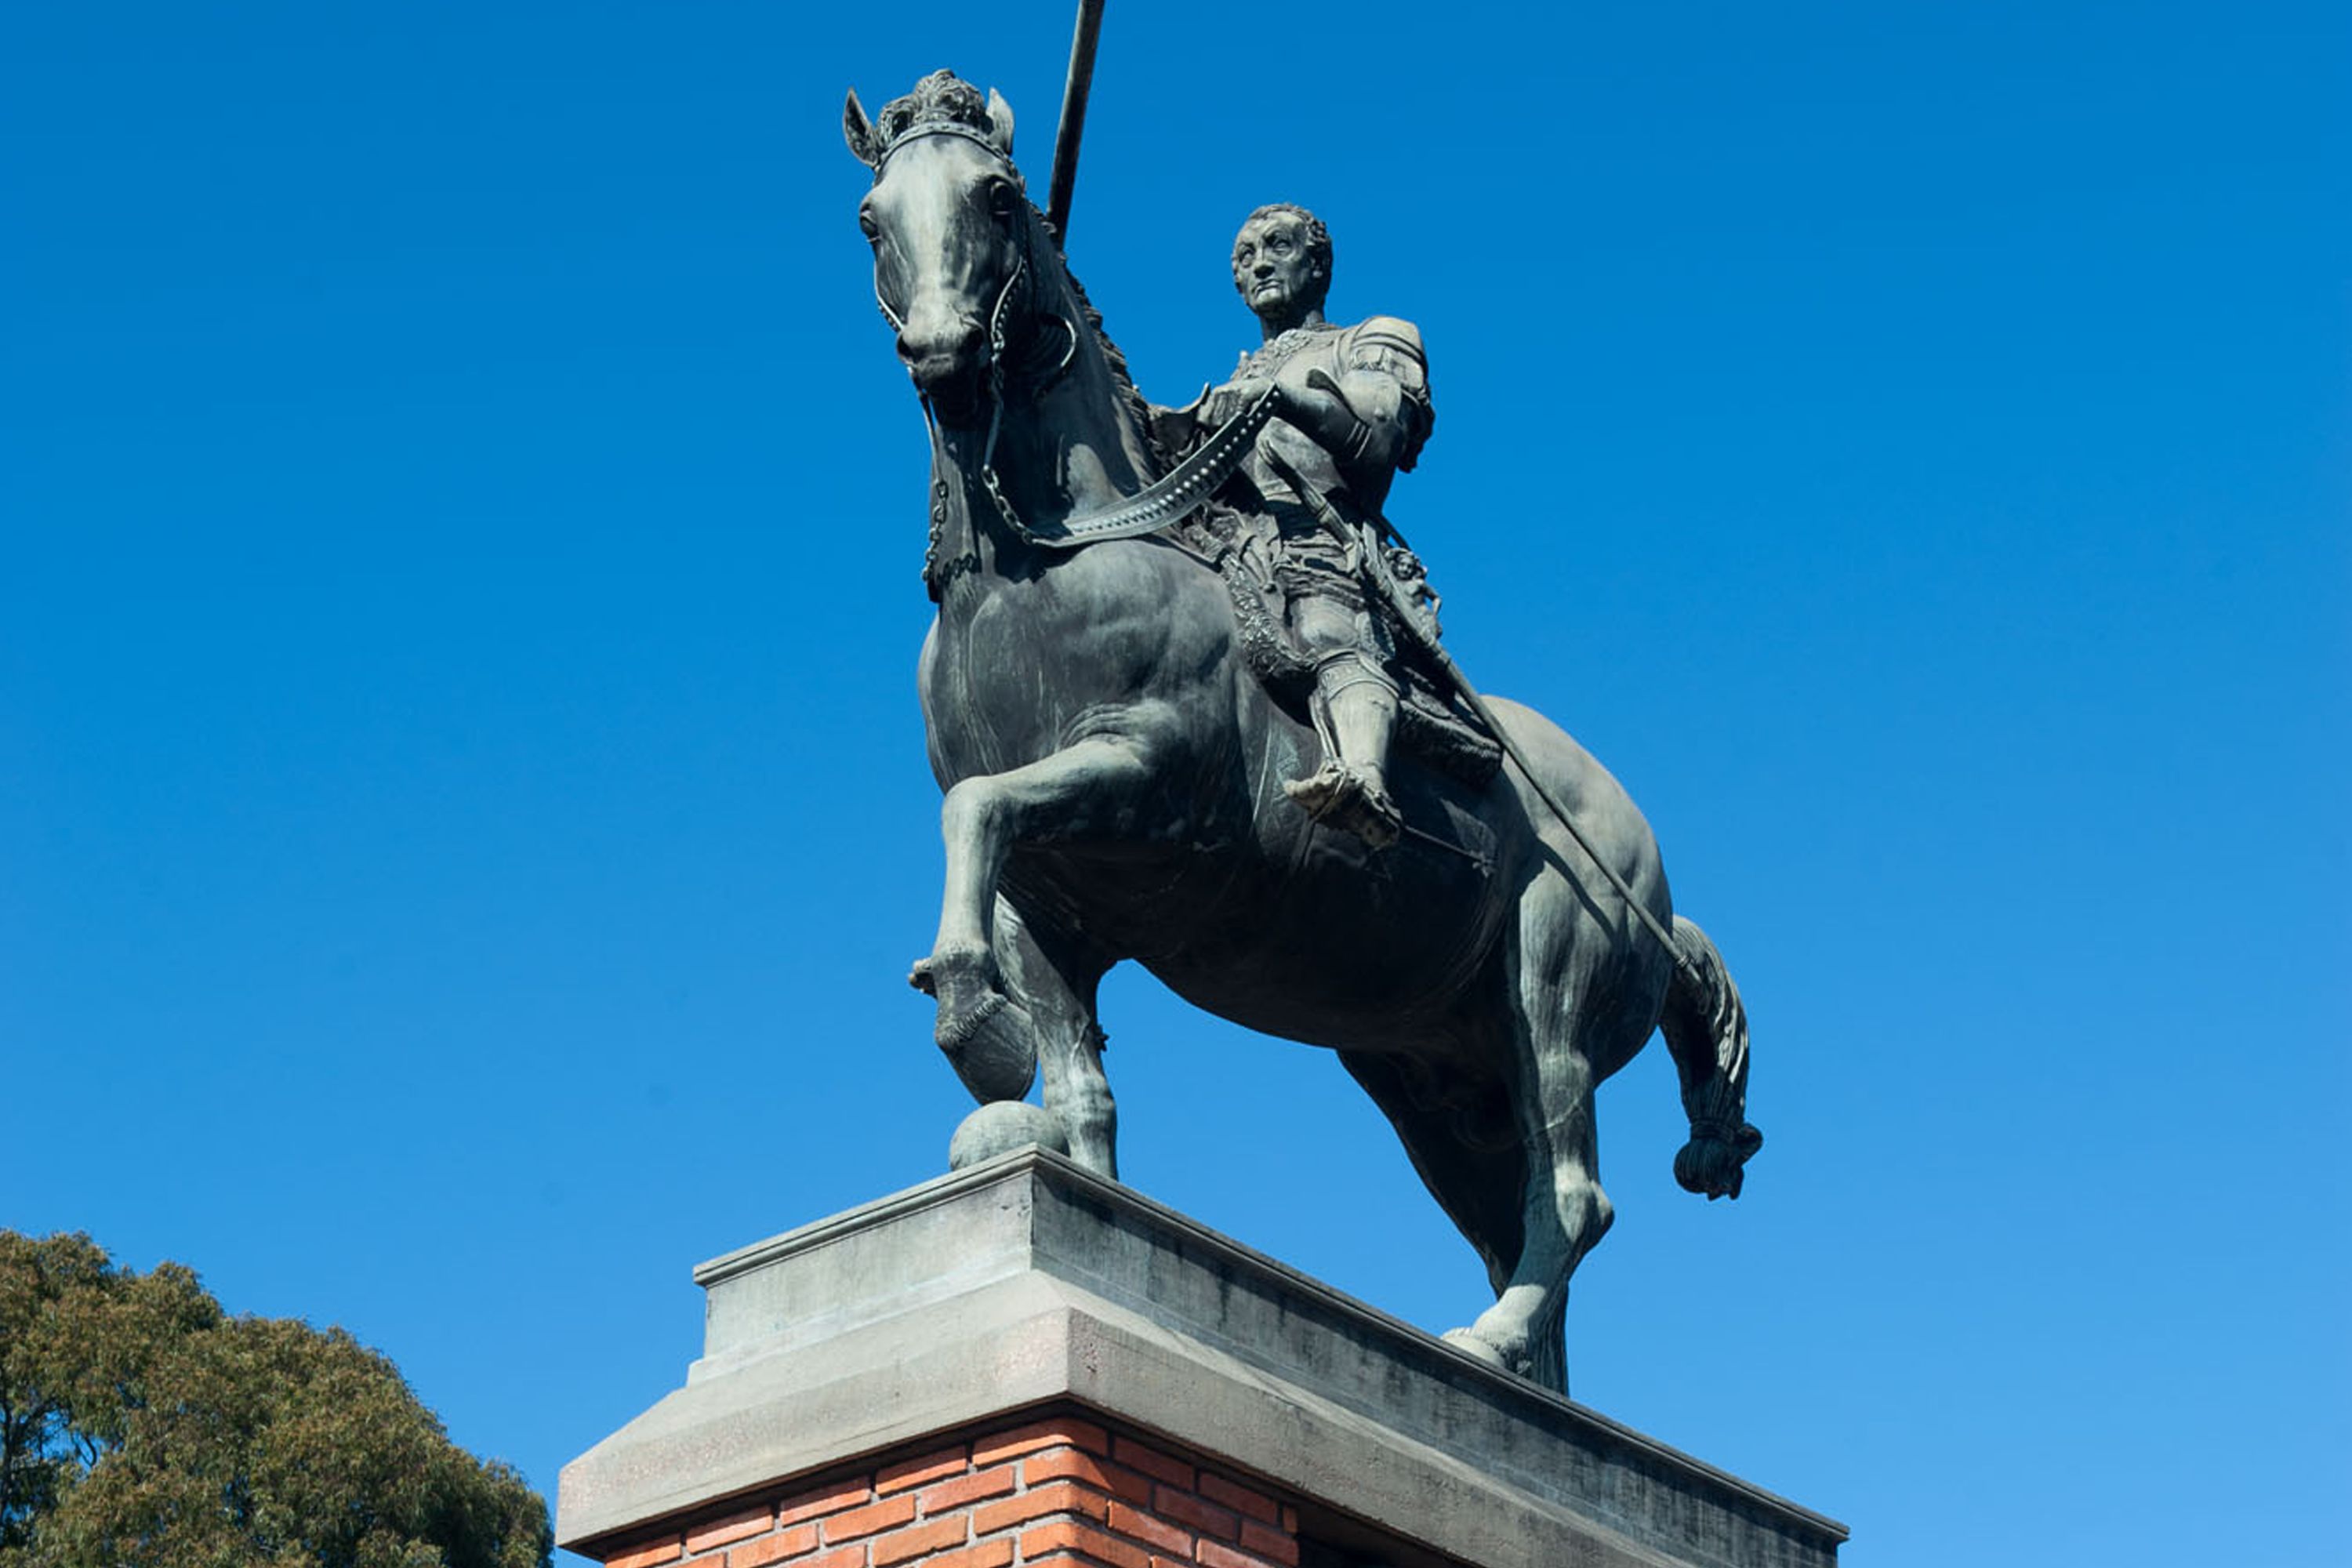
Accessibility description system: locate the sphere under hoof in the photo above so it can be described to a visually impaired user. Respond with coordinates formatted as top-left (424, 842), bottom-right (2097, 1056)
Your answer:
top-left (949, 1101), bottom-right (1070, 1171)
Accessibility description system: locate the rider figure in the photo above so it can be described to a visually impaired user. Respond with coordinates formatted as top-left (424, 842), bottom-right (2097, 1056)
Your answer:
top-left (1183, 203), bottom-right (1435, 849)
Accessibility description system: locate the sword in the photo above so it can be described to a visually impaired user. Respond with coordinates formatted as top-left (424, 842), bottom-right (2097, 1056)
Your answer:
top-left (1044, 0), bottom-right (1106, 241)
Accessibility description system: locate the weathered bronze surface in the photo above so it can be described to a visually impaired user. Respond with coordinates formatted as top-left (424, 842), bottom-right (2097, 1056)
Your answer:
top-left (844, 71), bottom-right (1762, 1391)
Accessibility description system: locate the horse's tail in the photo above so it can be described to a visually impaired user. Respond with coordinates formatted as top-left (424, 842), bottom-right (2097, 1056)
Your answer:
top-left (1659, 916), bottom-right (1765, 1200)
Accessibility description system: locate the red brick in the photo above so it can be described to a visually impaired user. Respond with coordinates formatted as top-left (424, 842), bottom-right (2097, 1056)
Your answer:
top-left (971, 1480), bottom-right (1109, 1535)
top-left (917, 1464), bottom-right (1017, 1514)
top-left (1196, 1541), bottom-right (1287, 1568)
top-left (1109, 1438), bottom-right (1192, 1490)
top-left (822, 1494), bottom-right (918, 1543)
top-left (877, 1444), bottom-right (969, 1494)
top-left (1236, 1521), bottom-right (1298, 1567)
top-left (688, 1505), bottom-right (777, 1554)
top-left (870, 1514), bottom-right (969, 1566)
top-left (1277, 1508), bottom-right (1297, 1534)
top-left (800, 1549), bottom-right (866, 1568)
top-left (608, 1535), bottom-right (682, 1568)
top-left (1195, 1475), bottom-right (1279, 1526)
top-left (1151, 1487), bottom-right (1236, 1541)
top-left (728, 1524), bottom-right (818, 1567)
top-left (779, 1479), bottom-right (875, 1526)
top-left (1105, 1501), bottom-right (1191, 1555)
top-left (917, 1543), bottom-right (1013, 1568)
top-left (971, 1416), bottom-right (1110, 1466)
top-left (1023, 1449), bottom-right (1154, 1505)
top-left (1020, 1520), bottom-right (1151, 1568)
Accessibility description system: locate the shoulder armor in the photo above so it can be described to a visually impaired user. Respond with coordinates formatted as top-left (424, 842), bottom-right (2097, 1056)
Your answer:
top-left (1349, 314), bottom-right (1426, 363)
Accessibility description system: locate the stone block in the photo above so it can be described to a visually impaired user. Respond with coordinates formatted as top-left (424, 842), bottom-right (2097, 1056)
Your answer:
top-left (558, 1149), bottom-right (1843, 1568)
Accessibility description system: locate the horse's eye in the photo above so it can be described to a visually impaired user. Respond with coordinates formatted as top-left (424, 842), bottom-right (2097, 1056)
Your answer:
top-left (858, 207), bottom-right (880, 241)
top-left (985, 178), bottom-right (1018, 222)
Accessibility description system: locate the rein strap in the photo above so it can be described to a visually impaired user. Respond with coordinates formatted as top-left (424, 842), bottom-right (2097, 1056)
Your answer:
top-left (989, 383), bottom-right (1279, 550)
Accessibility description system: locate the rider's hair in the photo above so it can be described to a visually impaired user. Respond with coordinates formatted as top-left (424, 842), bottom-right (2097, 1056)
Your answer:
top-left (1235, 203), bottom-right (1332, 307)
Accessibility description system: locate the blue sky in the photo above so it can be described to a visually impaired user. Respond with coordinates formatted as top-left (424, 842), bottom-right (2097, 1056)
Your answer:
top-left (5, 3), bottom-right (2346, 1563)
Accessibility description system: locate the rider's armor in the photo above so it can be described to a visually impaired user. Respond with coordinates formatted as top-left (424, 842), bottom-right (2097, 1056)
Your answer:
top-left (1190, 315), bottom-right (1435, 848)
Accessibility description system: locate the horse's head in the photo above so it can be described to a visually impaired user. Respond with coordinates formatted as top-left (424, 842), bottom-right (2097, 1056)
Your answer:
top-left (845, 71), bottom-right (1027, 423)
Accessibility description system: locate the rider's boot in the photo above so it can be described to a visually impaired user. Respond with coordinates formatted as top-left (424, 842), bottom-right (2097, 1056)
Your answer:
top-left (1287, 654), bottom-right (1402, 848)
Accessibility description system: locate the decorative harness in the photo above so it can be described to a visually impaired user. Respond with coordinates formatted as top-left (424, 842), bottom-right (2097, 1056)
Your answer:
top-left (862, 118), bottom-right (1700, 978)
top-left (868, 125), bottom-right (1279, 574)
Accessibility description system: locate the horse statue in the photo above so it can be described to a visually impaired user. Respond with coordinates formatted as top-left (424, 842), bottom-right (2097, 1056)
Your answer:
top-left (843, 71), bottom-right (1762, 1391)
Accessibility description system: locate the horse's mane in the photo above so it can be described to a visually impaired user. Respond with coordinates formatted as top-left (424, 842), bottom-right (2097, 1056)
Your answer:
top-left (1028, 201), bottom-right (1171, 474)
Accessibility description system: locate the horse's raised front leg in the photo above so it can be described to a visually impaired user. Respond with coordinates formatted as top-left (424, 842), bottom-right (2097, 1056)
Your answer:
top-left (912, 728), bottom-right (1162, 1103)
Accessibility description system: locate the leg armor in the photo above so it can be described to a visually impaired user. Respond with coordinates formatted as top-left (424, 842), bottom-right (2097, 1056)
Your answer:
top-left (1286, 649), bottom-right (1402, 848)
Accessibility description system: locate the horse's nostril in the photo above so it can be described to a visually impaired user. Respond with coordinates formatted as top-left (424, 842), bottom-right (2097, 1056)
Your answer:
top-left (897, 319), bottom-right (986, 368)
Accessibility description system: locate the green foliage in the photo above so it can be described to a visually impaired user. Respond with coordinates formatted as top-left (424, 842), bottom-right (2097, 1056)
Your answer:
top-left (0, 1232), bottom-right (550, 1568)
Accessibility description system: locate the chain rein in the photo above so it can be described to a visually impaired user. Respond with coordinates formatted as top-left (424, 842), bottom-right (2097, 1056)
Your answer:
top-left (869, 133), bottom-right (1270, 579)
top-left (869, 185), bottom-right (1045, 579)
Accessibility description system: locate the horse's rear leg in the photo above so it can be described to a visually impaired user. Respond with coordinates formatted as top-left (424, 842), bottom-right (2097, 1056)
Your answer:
top-left (1445, 910), bottom-right (1639, 1392)
top-left (916, 731), bottom-right (1161, 1102)
top-left (1340, 1049), bottom-right (1523, 1296)
top-left (1446, 1049), bottom-right (1607, 1392)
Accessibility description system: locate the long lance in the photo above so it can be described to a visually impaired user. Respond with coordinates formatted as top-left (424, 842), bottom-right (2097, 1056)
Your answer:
top-left (1264, 428), bottom-right (1702, 985)
top-left (1033, 2), bottom-right (1689, 980)
top-left (1044, 0), bottom-right (1106, 240)
top-left (1399, 585), bottom-right (1699, 983)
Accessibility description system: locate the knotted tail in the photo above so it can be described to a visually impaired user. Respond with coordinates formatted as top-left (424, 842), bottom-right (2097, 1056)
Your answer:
top-left (1659, 916), bottom-right (1764, 1200)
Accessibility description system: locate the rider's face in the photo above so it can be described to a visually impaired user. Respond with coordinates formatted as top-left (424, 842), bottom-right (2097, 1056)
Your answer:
top-left (1232, 214), bottom-right (1323, 322)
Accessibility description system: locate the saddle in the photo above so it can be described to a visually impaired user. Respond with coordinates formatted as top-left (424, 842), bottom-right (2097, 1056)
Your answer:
top-left (1177, 504), bottom-right (1503, 787)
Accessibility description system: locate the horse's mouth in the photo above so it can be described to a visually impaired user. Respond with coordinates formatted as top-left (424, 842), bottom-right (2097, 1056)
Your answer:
top-left (909, 354), bottom-right (989, 423)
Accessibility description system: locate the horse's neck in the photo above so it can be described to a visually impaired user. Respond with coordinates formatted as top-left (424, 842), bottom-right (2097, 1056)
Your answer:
top-left (927, 248), bottom-right (1159, 606)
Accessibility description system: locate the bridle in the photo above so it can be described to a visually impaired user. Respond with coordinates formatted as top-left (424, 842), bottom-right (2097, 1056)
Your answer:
top-left (866, 128), bottom-right (1279, 585)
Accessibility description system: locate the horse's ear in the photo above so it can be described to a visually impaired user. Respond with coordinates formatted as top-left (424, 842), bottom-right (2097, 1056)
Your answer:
top-left (843, 89), bottom-right (880, 169)
top-left (985, 88), bottom-right (1015, 157)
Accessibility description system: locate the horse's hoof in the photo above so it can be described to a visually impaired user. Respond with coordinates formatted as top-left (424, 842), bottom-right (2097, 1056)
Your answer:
top-left (938, 992), bottom-right (1037, 1103)
top-left (1445, 1321), bottom-right (1552, 1385)
top-left (1442, 1327), bottom-right (1513, 1373)
top-left (924, 947), bottom-right (1036, 1102)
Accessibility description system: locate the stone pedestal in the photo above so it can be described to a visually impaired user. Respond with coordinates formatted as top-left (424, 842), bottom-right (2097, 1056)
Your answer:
top-left (557, 1149), bottom-right (1844, 1568)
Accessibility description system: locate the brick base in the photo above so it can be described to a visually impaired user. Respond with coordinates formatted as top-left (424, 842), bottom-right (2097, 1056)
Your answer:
top-left (592, 1409), bottom-right (1305, 1568)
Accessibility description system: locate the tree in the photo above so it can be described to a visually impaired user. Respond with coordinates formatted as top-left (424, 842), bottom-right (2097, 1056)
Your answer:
top-left (0, 1232), bottom-right (550, 1568)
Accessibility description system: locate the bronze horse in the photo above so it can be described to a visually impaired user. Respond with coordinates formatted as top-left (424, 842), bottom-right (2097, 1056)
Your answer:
top-left (845, 71), bottom-right (1762, 1390)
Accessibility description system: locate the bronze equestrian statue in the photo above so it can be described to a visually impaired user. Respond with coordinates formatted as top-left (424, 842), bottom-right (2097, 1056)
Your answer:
top-left (844, 70), bottom-right (1763, 1392)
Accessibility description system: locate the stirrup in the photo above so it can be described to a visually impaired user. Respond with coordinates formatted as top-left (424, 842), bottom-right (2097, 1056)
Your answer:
top-left (1285, 760), bottom-right (1402, 849)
